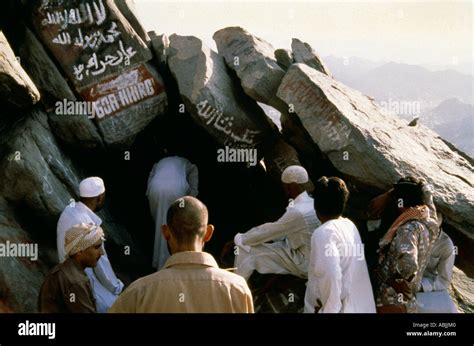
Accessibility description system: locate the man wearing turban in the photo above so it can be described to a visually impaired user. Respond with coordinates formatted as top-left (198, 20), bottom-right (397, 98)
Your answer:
top-left (56, 177), bottom-right (124, 313)
top-left (39, 223), bottom-right (105, 313)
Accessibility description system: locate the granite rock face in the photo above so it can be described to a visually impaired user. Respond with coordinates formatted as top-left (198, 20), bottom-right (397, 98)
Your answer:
top-left (213, 27), bottom-right (287, 113)
top-left (277, 63), bottom-right (474, 240)
top-left (0, 31), bottom-right (40, 110)
top-left (291, 38), bottom-right (332, 76)
top-left (0, 197), bottom-right (48, 313)
top-left (168, 34), bottom-right (276, 151)
top-left (274, 48), bottom-right (293, 70)
top-left (29, 0), bottom-right (167, 148)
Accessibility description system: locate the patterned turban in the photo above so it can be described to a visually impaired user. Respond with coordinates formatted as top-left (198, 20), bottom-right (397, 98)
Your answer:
top-left (64, 223), bottom-right (104, 257)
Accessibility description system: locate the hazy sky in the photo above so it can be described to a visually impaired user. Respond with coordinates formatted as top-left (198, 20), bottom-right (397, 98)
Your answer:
top-left (134, 0), bottom-right (472, 67)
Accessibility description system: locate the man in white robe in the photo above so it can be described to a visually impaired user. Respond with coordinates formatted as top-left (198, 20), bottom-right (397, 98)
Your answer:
top-left (417, 221), bottom-right (457, 313)
top-left (57, 177), bottom-right (124, 313)
top-left (304, 176), bottom-right (376, 313)
top-left (233, 165), bottom-right (320, 280)
top-left (146, 156), bottom-right (199, 270)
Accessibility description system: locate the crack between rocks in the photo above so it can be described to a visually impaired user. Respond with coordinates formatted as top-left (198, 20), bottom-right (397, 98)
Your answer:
top-left (439, 167), bottom-right (473, 188)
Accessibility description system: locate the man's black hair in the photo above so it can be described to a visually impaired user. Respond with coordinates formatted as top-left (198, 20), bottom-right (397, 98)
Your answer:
top-left (313, 176), bottom-right (349, 217)
top-left (393, 176), bottom-right (424, 208)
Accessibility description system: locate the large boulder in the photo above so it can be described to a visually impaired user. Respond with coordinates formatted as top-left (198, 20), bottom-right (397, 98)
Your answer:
top-left (212, 28), bottom-right (321, 167)
top-left (0, 110), bottom-right (80, 217)
top-left (277, 63), bottom-right (474, 240)
top-left (167, 34), bottom-right (276, 151)
top-left (81, 62), bottom-right (167, 147)
top-left (16, 28), bottom-right (76, 103)
top-left (0, 31), bottom-right (40, 110)
top-left (30, 0), bottom-right (152, 89)
top-left (213, 27), bottom-right (287, 114)
top-left (149, 31), bottom-right (169, 68)
top-left (291, 38), bottom-right (332, 76)
top-left (0, 197), bottom-right (49, 313)
top-left (274, 48), bottom-right (293, 70)
top-left (114, 0), bottom-right (150, 46)
top-left (14, 28), bottom-right (104, 149)
top-left (28, 0), bottom-right (167, 148)
top-left (450, 267), bottom-right (474, 313)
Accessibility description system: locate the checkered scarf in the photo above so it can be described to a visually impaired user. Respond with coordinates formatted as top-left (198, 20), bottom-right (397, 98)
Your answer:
top-left (379, 205), bottom-right (430, 250)
top-left (64, 223), bottom-right (104, 257)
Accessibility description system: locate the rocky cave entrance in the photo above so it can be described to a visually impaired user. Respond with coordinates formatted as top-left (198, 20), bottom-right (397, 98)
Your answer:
top-left (56, 94), bottom-right (291, 285)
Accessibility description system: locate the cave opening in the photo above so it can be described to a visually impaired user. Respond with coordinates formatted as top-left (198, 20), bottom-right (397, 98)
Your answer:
top-left (58, 104), bottom-right (289, 284)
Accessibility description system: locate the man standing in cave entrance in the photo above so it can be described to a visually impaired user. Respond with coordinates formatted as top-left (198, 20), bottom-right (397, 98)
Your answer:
top-left (233, 165), bottom-right (321, 280)
top-left (147, 155), bottom-right (199, 270)
top-left (57, 177), bottom-right (124, 313)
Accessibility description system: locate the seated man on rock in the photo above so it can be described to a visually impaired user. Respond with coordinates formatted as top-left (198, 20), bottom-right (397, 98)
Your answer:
top-left (233, 165), bottom-right (320, 280)
top-left (417, 215), bottom-right (457, 313)
top-left (39, 223), bottom-right (105, 313)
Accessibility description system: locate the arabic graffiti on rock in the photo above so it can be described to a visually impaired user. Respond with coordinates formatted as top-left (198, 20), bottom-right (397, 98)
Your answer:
top-left (80, 64), bottom-right (164, 120)
top-left (196, 99), bottom-right (262, 147)
top-left (31, 0), bottom-right (151, 88)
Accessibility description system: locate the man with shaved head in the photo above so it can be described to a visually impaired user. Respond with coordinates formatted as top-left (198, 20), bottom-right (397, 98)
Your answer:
top-left (109, 196), bottom-right (254, 313)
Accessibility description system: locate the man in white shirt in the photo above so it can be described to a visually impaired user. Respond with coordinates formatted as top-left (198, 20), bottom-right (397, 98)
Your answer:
top-left (233, 165), bottom-right (320, 280)
top-left (146, 156), bottom-right (199, 270)
top-left (420, 230), bottom-right (455, 293)
top-left (417, 221), bottom-right (457, 313)
top-left (304, 176), bottom-right (376, 313)
top-left (57, 177), bottom-right (124, 313)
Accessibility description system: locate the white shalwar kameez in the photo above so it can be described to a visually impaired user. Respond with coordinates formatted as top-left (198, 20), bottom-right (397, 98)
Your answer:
top-left (146, 156), bottom-right (199, 270)
top-left (234, 191), bottom-right (320, 280)
top-left (304, 217), bottom-right (376, 313)
top-left (417, 230), bottom-right (457, 313)
top-left (57, 201), bottom-right (124, 313)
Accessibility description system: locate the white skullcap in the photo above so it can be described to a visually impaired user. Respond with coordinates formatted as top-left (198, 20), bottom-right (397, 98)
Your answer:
top-left (79, 177), bottom-right (105, 198)
top-left (64, 223), bottom-right (104, 257)
top-left (281, 165), bottom-right (309, 184)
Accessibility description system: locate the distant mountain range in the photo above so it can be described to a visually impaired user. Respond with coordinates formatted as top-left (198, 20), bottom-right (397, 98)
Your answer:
top-left (422, 98), bottom-right (474, 157)
top-left (324, 56), bottom-right (474, 157)
top-left (324, 56), bottom-right (474, 107)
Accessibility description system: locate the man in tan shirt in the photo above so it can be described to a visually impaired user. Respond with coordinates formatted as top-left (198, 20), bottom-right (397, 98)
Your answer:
top-left (109, 196), bottom-right (254, 313)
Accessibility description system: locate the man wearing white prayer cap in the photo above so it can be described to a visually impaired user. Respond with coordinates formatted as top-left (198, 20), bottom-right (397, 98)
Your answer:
top-left (79, 177), bottom-right (106, 198)
top-left (39, 223), bottom-right (105, 313)
top-left (233, 165), bottom-right (321, 280)
top-left (56, 177), bottom-right (124, 313)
